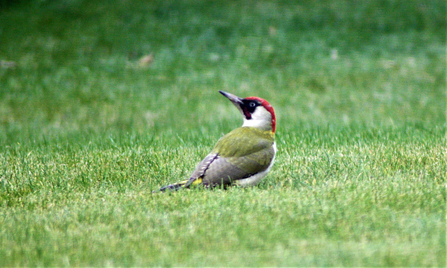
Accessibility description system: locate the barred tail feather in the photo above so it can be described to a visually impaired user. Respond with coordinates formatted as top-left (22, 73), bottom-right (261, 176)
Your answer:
top-left (155, 178), bottom-right (203, 193)
top-left (155, 180), bottom-right (189, 192)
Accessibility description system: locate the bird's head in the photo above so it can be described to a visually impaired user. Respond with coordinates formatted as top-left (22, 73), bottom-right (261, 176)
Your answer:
top-left (219, 91), bottom-right (276, 133)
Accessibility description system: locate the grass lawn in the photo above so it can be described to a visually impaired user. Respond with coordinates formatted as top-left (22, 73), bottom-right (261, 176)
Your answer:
top-left (0, 0), bottom-right (445, 266)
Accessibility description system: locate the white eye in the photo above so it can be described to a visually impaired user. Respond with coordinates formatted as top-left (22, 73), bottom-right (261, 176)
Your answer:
top-left (249, 102), bottom-right (256, 107)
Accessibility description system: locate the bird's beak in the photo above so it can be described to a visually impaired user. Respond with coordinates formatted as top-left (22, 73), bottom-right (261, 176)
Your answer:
top-left (219, 91), bottom-right (245, 115)
top-left (219, 91), bottom-right (243, 105)
top-left (219, 90), bottom-right (255, 120)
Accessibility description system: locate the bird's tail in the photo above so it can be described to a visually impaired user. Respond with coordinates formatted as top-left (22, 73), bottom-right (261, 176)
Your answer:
top-left (154, 178), bottom-right (204, 193)
top-left (155, 180), bottom-right (189, 192)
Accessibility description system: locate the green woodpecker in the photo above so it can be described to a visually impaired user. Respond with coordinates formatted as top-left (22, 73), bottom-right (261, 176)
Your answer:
top-left (157, 91), bottom-right (276, 191)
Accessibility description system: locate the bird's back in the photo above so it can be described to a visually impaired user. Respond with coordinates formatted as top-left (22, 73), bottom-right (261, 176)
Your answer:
top-left (188, 127), bottom-right (275, 187)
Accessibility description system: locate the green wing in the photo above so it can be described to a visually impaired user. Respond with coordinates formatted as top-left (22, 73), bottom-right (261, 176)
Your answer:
top-left (212, 127), bottom-right (275, 158)
top-left (193, 127), bottom-right (275, 186)
top-left (161, 127), bottom-right (276, 190)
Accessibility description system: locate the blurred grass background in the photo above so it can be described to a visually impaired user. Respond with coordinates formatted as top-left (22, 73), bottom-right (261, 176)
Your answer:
top-left (0, 0), bottom-right (445, 266)
top-left (0, 0), bottom-right (445, 141)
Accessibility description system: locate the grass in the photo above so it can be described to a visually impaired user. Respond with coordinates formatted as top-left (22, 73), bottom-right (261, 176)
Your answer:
top-left (0, 0), bottom-right (446, 266)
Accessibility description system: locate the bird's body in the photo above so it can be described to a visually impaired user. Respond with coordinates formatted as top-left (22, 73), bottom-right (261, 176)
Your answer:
top-left (157, 91), bottom-right (276, 192)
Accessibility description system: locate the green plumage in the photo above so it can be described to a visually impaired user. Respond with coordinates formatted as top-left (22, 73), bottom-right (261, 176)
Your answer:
top-left (208, 126), bottom-right (275, 177)
top-left (212, 127), bottom-right (274, 157)
top-left (157, 127), bottom-right (275, 191)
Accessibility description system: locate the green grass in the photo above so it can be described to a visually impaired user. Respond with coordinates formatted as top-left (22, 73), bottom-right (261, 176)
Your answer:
top-left (0, 0), bottom-right (445, 266)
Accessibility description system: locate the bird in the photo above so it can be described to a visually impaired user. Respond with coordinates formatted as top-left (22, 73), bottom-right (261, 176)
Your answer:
top-left (156, 90), bottom-right (276, 192)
